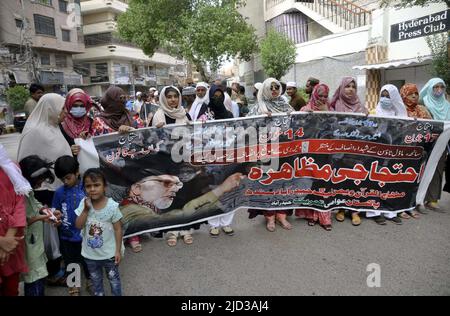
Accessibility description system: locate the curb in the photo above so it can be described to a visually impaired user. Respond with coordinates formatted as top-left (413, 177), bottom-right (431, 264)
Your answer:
top-left (4, 125), bottom-right (16, 134)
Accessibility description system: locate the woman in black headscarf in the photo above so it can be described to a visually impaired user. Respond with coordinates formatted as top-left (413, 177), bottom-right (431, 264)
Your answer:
top-left (207, 85), bottom-right (233, 120)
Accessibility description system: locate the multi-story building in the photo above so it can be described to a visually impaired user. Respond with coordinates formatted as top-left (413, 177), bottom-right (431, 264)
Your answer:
top-left (75, 0), bottom-right (186, 97)
top-left (239, 0), bottom-right (448, 111)
top-left (0, 0), bottom-right (85, 92)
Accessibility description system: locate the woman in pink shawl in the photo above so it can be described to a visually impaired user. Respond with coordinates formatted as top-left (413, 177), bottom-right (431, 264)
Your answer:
top-left (301, 83), bottom-right (330, 112)
top-left (296, 84), bottom-right (333, 230)
top-left (330, 77), bottom-right (368, 114)
top-left (297, 84), bottom-right (333, 230)
top-left (60, 89), bottom-right (94, 156)
top-left (331, 77), bottom-right (368, 226)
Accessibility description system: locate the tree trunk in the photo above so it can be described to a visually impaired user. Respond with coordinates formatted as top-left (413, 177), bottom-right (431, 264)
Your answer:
top-left (193, 60), bottom-right (210, 83)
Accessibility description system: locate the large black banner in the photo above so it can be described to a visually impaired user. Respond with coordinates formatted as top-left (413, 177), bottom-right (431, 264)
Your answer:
top-left (92, 113), bottom-right (445, 237)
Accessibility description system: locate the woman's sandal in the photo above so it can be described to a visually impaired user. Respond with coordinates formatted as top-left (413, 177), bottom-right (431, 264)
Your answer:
top-left (68, 287), bottom-right (80, 296)
top-left (321, 224), bottom-right (332, 231)
top-left (130, 241), bottom-right (142, 253)
top-left (276, 219), bottom-right (292, 230)
top-left (399, 212), bottom-right (411, 219)
top-left (167, 235), bottom-right (177, 247)
top-left (308, 219), bottom-right (316, 227)
top-left (266, 220), bottom-right (276, 232)
top-left (183, 234), bottom-right (193, 245)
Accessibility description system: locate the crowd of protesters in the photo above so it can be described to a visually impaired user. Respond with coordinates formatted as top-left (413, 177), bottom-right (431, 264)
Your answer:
top-left (1, 75), bottom-right (449, 296)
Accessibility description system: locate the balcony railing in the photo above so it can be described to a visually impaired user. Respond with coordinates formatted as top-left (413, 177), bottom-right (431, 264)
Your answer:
top-left (303, 0), bottom-right (371, 29)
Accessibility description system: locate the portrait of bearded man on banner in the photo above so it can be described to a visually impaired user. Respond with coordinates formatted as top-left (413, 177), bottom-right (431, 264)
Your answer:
top-left (100, 152), bottom-right (245, 237)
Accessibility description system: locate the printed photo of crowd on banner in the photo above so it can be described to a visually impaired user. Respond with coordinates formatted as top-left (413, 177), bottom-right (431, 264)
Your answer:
top-left (1, 75), bottom-right (449, 297)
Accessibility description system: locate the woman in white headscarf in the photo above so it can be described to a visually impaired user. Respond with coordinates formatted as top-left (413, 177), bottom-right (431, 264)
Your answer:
top-left (152, 86), bottom-right (190, 127)
top-left (371, 85), bottom-right (414, 224)
top-left (375, 84), bottom-right (408, 117)
top-left (249, 78), bottom-right (294, 116)
top-left (151, 86), bottom-right (199, 245)
top-left (17, 93), bottom-right (72, 198)
top-left (16, 93), bottom-right (70, 286)
top-left (247, 78), bottom-right (294, 232)
top-left (418, 78), bottom-right (450, 213)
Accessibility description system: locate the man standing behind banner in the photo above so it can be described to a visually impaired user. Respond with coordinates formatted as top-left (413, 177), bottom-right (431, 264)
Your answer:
top-left (189, 82), bottom-right (210, 121)
top-left (115, 161), bottom-right (244, 237)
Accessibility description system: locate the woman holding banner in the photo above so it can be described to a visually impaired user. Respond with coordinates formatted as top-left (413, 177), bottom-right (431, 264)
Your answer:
top-left (92, 86), bottom-right (145, 252)
top-left (419, 78), bottom-right (450, 213)
top-left (60, 89), bottom-right (94, 157)
top-left (400, 83), bottom-right (432, 218)
top-left (330, 77), bottom-right (368, 226)
top-left (92, 86), bottom-right (144, 137)
top-left (370, 85), bottom-right (409, 224)
top-left (295, 83), bottom-right (333, 231)
top-left (248, 78), bottom-right (294, 232)
top-left (152, 86), bottom-right (201, 246)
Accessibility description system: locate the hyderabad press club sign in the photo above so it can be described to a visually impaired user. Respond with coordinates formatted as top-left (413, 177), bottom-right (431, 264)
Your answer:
top-left (390, 9), bottom-right (449, 43)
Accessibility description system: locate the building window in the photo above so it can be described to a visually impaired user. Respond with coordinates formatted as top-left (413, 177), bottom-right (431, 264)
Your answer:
top-left (96, 63), bottom-right (108, 76)
top-left (33, 0), bottom-right (53, 6)
top-left (15, 19), bottom-right (24, 29)
top-left (74, 63), bottom-right (90, 77)
top-left (58, 0), bottom-right (68, 12)
top-left (55, 54), bottom-right (67, 68)
top-left (62, 29), bottom-right (70, 42)
top-left (84, 33), bottom-right (113, 47)
top-left (40, 53), bottom-right (51, 65)
top-left (34, 14), bottom-right (56, 36)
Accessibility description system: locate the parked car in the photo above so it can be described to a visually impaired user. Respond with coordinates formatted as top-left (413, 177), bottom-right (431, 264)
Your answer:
top-left (13, 111), bottom-right (28, 133)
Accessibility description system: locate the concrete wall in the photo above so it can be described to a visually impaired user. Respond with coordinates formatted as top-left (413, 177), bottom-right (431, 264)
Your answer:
top-left (295, 26), bottom-right (369, 63)
top-left (83, 12), bottom-right (115, 24)
top-left (308, 19), bottom-right (332, 41)
top-left (382, 63), bottom-right (433, 92)
top-left (282, 51), bottom-right (367, 104)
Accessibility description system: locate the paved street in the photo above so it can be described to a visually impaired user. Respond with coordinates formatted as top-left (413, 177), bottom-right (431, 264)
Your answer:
top-left (0, 132), bottom-right (21, 161)
top-left (2, 132), bottom-right (450, 296)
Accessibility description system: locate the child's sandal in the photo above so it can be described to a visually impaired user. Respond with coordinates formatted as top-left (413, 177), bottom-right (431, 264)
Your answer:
top-left (68, 287), bottom-right (80, 296)
top-left (183, 234), bottom-right (193, 245)
top-left (167, 235), bottom-right (177, 247)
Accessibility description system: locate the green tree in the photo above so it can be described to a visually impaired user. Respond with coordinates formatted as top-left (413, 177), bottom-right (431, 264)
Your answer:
top-left (426, 33), bottom-right (450, 93)
top-left (6, 85), bottom-right (29, 111)
top-left (260, 28), bottom-right (297, 80)
top-left (117, 0), bottom-right (258, 82)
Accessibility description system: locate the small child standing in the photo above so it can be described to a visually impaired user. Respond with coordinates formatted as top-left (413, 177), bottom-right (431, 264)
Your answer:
top-left (75, 168), bottom-right (123, 296)
top-left (19, 155), bottom-right (62, 296)
top-left (52, 156), bottom-right (90, 296)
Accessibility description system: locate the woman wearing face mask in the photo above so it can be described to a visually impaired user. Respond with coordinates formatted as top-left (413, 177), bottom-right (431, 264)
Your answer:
top-left (60, 89), bottom-right (94, 157)
top-left (207, 85), bottom-right (234, 120)
top-left (370, 85), bottom-right (411, 224)
top-left (375, 85), bottom-right (408, 117)
top-left (418, 78), bottom-right (450, 213)
top-left (331, 77), bottom-right (368, 226)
